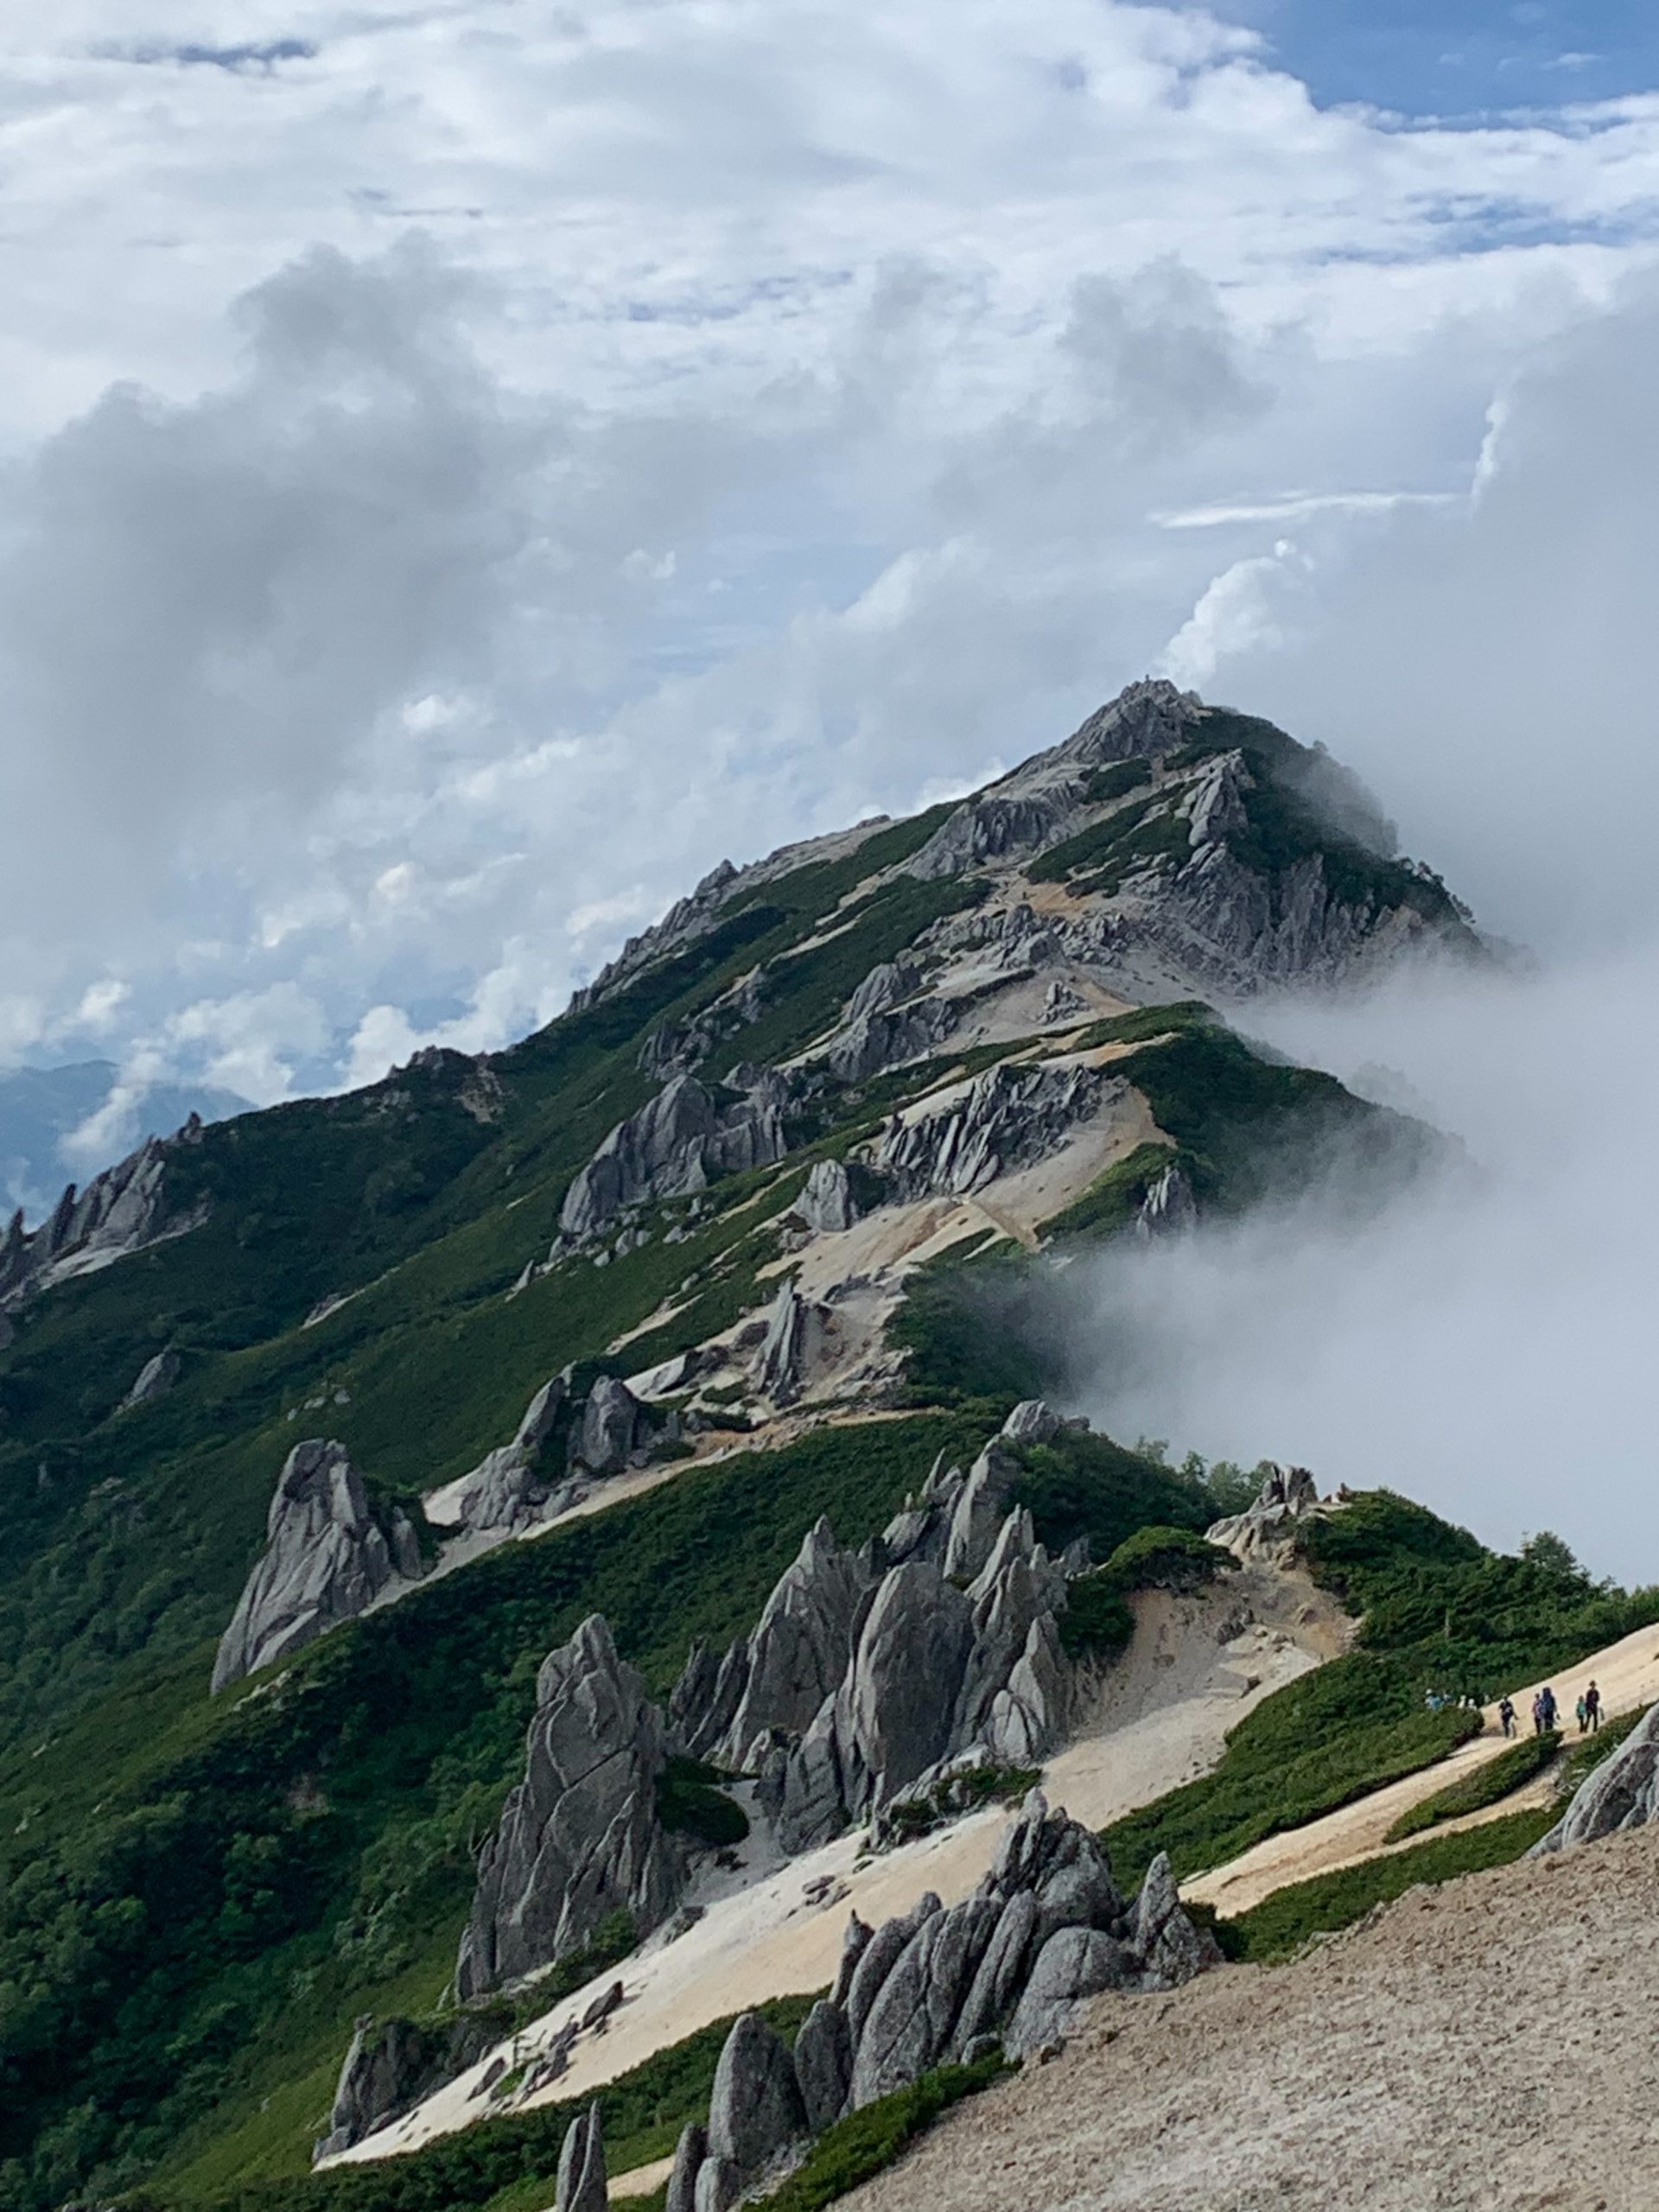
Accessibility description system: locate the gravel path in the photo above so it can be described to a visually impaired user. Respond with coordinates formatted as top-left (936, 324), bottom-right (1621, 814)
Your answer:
top-left (845, 1825), bottom-right (1659, 2212)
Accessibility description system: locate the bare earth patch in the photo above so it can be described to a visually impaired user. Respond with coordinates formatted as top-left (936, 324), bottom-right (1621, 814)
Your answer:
top-left (844, 1822), bottom-right (1659, 2212)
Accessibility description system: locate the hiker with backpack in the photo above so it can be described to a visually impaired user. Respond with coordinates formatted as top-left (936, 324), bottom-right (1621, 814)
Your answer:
top-left (1585, 1681), bottom-right (1602, 1732)
top-left (1534, 1685), bottom-right (1559, 1736)
top-left (1498, 1695), bottom-right (1516, 1739)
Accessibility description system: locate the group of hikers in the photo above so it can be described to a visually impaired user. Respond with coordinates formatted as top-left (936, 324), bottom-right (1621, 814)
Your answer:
top-left (1491, 1681), bottom-right (1602, 1739)
top-left (1426, 1681), bottom-right (1605, 1738)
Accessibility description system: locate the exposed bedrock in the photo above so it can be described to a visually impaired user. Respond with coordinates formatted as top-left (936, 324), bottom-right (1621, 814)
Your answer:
top-left (455, 1616), bottom-right (686, 1999)
top-left (872, 1061), bottom-right (1114, 1205)
top-left (557, 1071), bottom-right (790, 1243)
top-left (789, 1158), bottom-right (861, 1236)
top-left (671, 1409), bottom-right (1077, 1856)
top-left (1206, 1460), bottom-right (1325, 1564)
top-left (555, 2101), bottom-right (608, 2212)
top-left (669, 1792), bottom-right (1217, 2209)
top-left (212, 1440), bottom-right (423, 1694)
top-left (1535, 1700), bottom-right (1659, 1855)
top-left (0, 1121), bottom-right (205, 1311)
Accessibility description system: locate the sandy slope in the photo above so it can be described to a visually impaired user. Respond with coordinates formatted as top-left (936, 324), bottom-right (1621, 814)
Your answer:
top-left (1187, 1618), bottom-right (1659, 1917)
top-left (330, 1568), bottom-right (1343, 2166)
top-left (844, 1822), bottom-right (1659, 2212)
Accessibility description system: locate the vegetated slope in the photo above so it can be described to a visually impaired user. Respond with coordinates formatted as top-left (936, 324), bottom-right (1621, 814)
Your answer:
top-left (1099, 1490), bottom-right (1659, 1894)
top-left (0, 683), bottom-right (1481, 2212)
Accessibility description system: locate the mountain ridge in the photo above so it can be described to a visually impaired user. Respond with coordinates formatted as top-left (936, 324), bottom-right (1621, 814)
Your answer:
top-left (0, 682), bottom-right (1553, 2212)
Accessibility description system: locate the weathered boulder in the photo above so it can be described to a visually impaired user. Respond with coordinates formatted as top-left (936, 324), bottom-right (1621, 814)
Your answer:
top-left (824, 996), bottom-right (958, 1083)
top-left (845, 1891), bottom-right (942, 2045)
top-left (706, 2011), bottom-right (807, 2188)
top-left (1003, 1925), bottom-right (1135, 2058)
top-left (555, 2101), bottom-right (607, 2212)
top-left (950, 1886), bottom-right (1039, 2056)
top-left (120, 1347), bottom-right (181, 1410)
top-left (942, 1445), bottom-right (1016, 1580)
top-left (751, 1279), bottom-right (834, 1407)
top-left (314, 2016), bottom-right (442, 2161)
top-left (442, 1374), bottom-right (571, 1534)
top-left (849, 1894), bottom-right (1003, 2107)
top-left (692, 2156), bottom-right (741, 2212)
top-left (1129, 1850), bottom-right (1223, 1986)
top-left (791, 1997), bottom-right (853, 2133)
top-left (665, 2122), bottom-right (707, 2212)
top-left (1534, 1700), bottom-right (1659, 1853)
top-left (842, 1563), bottom-right (978, 1807)
top-left (314, 2008), bottom-right (499, 2161)
top-left (1000, 1400), bottom-right (1064, 1446)
top-left (213, 1440), bottom-right (422, 1693)
top-left (574, 1375), bottom-right (648, 1474)
top-left (791, 1159), bottom-right (861, 1236)
top-left (1206, 1462), bottom-right (1323, 1563)
top-left (455, 1616), bottom-right (683, 1998)
top-left (710, 1519), bottom-right (868, 1764)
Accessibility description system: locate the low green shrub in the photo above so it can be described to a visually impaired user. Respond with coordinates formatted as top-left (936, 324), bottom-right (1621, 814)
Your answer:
top-left (754, 2052), bottom-right (1007, 2212)
top-left (656, 1757), bottom-right (750, 1847)
top-left (1224, 1805), bottom-right (1556, 1961)
top-left (1099, 1655), bottom-right (1480, 1893)
top-left (1555, 1702), bottom-right (1650, 1796)
top-left (151, 1997), bottom-right (818, 2212)
top-left (1384, 1729), bottom-right (1559, 1843)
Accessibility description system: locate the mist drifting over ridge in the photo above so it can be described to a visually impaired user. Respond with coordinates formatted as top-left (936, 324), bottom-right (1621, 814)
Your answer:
top-left (1061, 947), bottom-right (1658, 1581)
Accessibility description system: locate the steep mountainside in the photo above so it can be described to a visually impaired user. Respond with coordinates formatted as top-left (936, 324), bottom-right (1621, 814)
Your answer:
top-left (0, 682), bottom-right (1518, 2212)
top-left (0, 1063), bottom-right (250, 1225)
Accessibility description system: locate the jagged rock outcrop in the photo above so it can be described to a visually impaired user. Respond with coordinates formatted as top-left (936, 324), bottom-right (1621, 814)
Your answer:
top-left (574, 1374), bottom-right (650, 1474)
top-left (791, 1998), bottom-right (853, 2133)
top-left (904, 681), bottom-right (1203, 884)
top-left (790, 1159), bottom-right (861, 1236)
top-left (314, 2011), bottom-right (499, 2160)
top-left (444, 1375), bottom-right (571, 1533)
top-left (1206, 1462), bottom-right (1324, 1563)
top-left (0, 1122), bottom-right (206, 1312)
top-left (212, 1440), bottom-right (423, 1693)
top-left (672, 1792), bottom-right (1215, 2198)
top-left (119, 1346), bottom-right (181, 1410)
top-left (455, 1616), bottom-right (685, 1999)
top-left (1135, 1161), bottom-right (1197, 1237)
top-left (1000, 1399), bottom-right (1065, 1446)
top-left (678, 1518), bottom-right (868, 1766)
top-left (705, 2011), bottom-right (807, 2200)
top-left (751, 1279), bottom-right (835, 1407)
top-left (666, 2124), bottom-right (706, 2212)
top-left (674, 1448), bottom-right (1073, 1855)
top-left (315, 2017), bottom-right (439, 2162)
top-left (558, 1072), bottom-right (790, 1243)
top-left (873, 1062), bottom-right (1115, 1203)
top-left (1004, 1924), bottom-right (1135, 2058)
top-left (823, 994), bottom-right (959, 1082)
top-left (1533, 1701), bottom-right (1659, 1854)
top-left (555, 2102), bottom-right (607, 2212)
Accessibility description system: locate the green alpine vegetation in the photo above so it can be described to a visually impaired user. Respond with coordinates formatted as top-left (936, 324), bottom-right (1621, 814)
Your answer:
top-left (0, 684), bottom-right (1528, 2212)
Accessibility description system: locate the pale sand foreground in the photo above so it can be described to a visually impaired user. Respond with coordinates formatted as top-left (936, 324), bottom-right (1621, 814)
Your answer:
top-left (845, 1823), bottom-right (1659, 2212)
top-left (332, 1568), bottom-right (1340, 2164)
